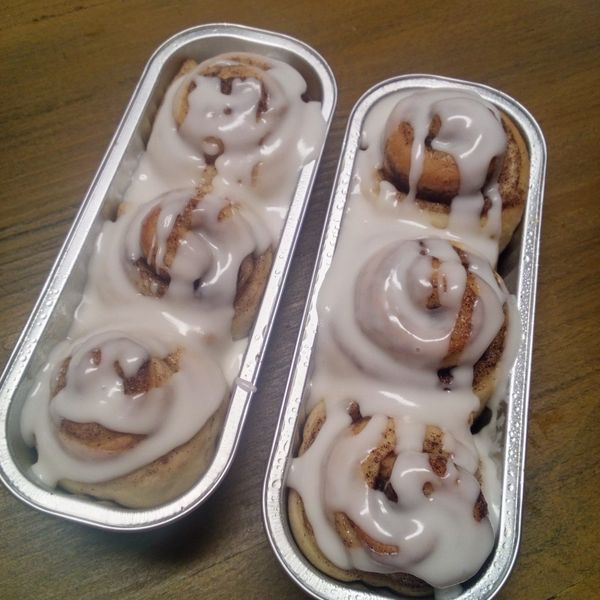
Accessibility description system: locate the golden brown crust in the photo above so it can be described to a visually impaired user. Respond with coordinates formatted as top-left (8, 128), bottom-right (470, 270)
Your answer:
top-left (497, 113), bottom-right (529, 248)
top-left (423, 425), bottom-right (449, 477)
top-left (176, 58), bottom-right (198, 78)
top-left (383, 115), bottom-right (461, 204)
top-left (444, 271), bottom-right (477, 366)
top-left (231, 247), bottom-right (274, 340)
top-left (59, 421), bottom-right (144, 456)
top-left (435, 245), bottom-right (508, 411)
top-left (59, 399), bottom-right (228, 508)
top-left (380, 111), bottom-right (529, 251)
top-left (438, 301), bottom-right (508, 414)
top-left (472, 304), bottom-right (508, 407)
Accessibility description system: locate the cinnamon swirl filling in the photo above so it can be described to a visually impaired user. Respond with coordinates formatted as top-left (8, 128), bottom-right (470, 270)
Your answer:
top-left (288, 399), bottom-right (493, 593)
top-left (171, 53), bottom-right (291, 188)
top-left (323, 238), bottom-right (510, 408)
top-left (379, 90), bottom-right (528, 250)
top-left (21, 330), bottom-right (228, 508)
top-left (124, 175), bottom-right (273, 339)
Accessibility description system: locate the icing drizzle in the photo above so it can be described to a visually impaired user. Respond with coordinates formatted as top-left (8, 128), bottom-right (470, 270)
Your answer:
top-left (287, 89), bottom-right (522, 590)
top-left (21, 52), bottom-right (325, 490)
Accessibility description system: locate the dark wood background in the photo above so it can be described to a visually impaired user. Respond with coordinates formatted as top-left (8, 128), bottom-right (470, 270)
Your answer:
top-left (1, 1), bottom-right (598, 598)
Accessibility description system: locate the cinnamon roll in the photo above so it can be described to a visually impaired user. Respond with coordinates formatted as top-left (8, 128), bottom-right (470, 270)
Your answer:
top-left (170, 52), bottom-right (323, 191)
top-left (17, 48), bottom-right (328, 518)
top-left (21, 330), bottom-right (228, 508)
top-left (321, 238), bottom-right (510, 410)
top-left (288, 399), bottom-right (493, 593)
top-left (284, 84), bottom-right (524, 596)
top-left (379, 89), bottom-right (529, 251)
top-left (122, 171), bottom-right (273, 340)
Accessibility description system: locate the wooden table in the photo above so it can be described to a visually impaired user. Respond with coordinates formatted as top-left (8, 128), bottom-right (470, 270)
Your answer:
top-left (1, 1), bottom-right (598, 598)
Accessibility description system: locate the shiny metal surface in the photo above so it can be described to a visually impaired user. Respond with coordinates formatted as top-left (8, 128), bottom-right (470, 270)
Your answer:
top-left (263, 75), bottom-right (546, 599)
top-left (0, 24), bottom-right (336, 530)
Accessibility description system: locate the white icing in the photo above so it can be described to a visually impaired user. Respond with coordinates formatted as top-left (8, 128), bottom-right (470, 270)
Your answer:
top-left (288, 89), bottom-right (521, 590)
top-left (384, 89), bottom-right (507, 251)
top-left (21, 328), bottom-right (226, 485)
top-left (123, 53), bottom-right (325, 240)
top-left (21, 52), bottom-right (325, 489)
top-left (176, 55), bottom-right (323, 197)
top-left (122, 185), bottom-right (271, 305)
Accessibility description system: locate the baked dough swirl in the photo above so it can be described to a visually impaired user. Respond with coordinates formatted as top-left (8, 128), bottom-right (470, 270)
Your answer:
top-left (123, 171), bottom-right (273, 339)
top-left (287, 86), bottom-right (524, 595)
top-left (288, 400), bottom-right (493, 593)
top-left (327, 238), bottom-right (509, 409)
top-left (380, 89), bottom-right (528, 250)
top-left (21, 329), bottom-right (227, 508)
top-left (172, 52), bottom-right (304, 189)
top-left (18, 51), bottom-right (327, 512)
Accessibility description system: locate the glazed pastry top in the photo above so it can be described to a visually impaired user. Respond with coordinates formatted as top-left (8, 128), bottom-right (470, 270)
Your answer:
top-left (288, 88), bottom-right (525, 590)
top-left (21, 53), bottom-right (326, 490)
top-left (21, 328), bottom-right (227, 486)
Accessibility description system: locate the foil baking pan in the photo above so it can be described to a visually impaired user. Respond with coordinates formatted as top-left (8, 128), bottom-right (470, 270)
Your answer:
top-left (263, 75), bottom-right (546, 598)
top-left (0, 24), bottom-right (336, 530)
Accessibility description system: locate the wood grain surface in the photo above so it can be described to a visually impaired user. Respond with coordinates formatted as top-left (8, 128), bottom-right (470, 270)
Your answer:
top-left (1, 1), bottom-right (598, 598)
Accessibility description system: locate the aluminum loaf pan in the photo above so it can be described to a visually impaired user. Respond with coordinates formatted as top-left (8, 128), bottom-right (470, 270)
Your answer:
top-left (263, 75), bottom-right (546, 599)
top-left (0, 24), bottom-right (337, 530)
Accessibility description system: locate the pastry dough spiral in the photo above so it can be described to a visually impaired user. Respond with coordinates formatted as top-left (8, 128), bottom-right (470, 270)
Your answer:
top-left (124, 174), bottom-right (273, 339)
top-left (21, 329), bottom-right (227, 508)
top-left (380, 89), bottom-right (528, 250)
top-left (326, 238), bottom-right (509, 407)
top-left (288, 400), bottom-right (492, 593)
